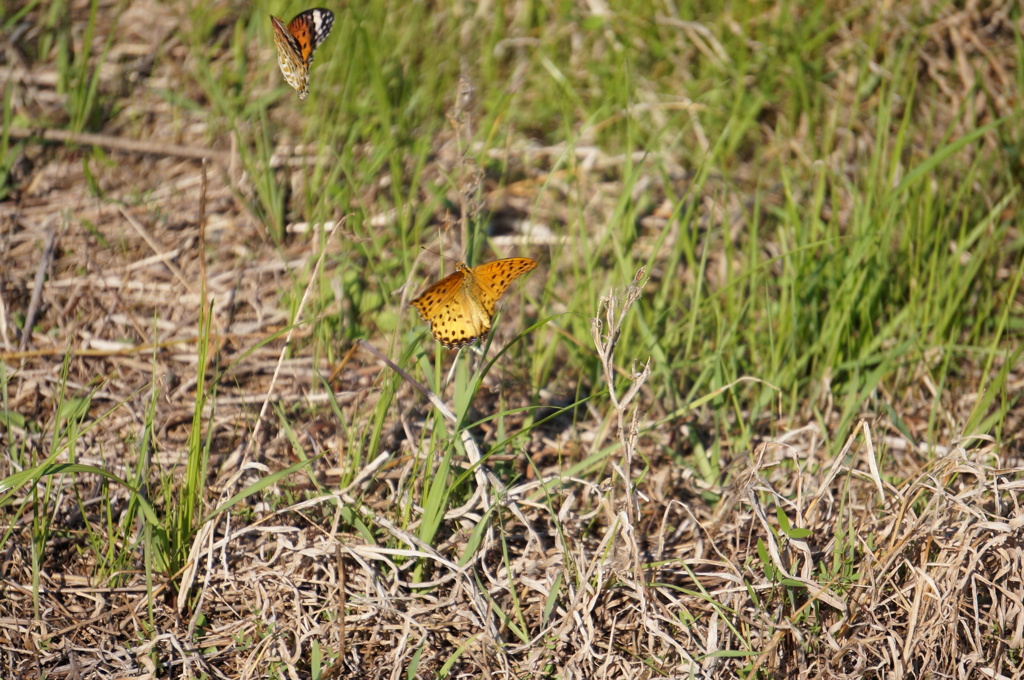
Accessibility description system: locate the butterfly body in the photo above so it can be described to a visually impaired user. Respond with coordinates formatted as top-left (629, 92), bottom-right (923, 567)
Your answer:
top-left (271, 8), bottom-right (334, 99)
top-left (411, 258), bottom-right (538, 349)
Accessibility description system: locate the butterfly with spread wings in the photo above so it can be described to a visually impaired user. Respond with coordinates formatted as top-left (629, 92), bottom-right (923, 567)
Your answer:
top-left (411, 258), bottom-right (538, 349)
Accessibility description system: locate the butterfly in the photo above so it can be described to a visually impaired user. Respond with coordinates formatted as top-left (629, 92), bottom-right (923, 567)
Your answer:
top-left (411, 258), bottom-right (538, 349)
top-left (270, 8), bottom-right (334, 99)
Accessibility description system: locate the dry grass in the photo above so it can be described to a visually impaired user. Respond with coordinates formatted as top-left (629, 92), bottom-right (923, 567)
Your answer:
top-left (1, 0), bottom-right (1023, 678)
top-left (5, 421), bottom-right (1021, 677)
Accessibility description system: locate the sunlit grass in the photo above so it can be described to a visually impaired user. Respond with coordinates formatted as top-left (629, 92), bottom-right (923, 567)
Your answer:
top-left (1, 0), bottom-right (1022, 674)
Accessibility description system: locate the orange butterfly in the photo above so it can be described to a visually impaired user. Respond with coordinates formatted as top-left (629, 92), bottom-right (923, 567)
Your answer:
top-left (270, 8), bottom-right (334, 99)
top-left (411, 258), bottom-right (538, 349)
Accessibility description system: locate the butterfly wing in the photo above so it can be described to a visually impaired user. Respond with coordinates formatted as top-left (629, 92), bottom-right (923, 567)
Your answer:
top-left (271, 15), bottom-right (307, 96)
top-left (411, 259), bottom-right (537, 349)
top-left (270, 8), bottom-right (334, 99)
top-left (287, 8), bottom-right (334, 65)
top-left (411, 266), bottom-right (492, 348)
top-left (469, 258), bottom-right (538, 316)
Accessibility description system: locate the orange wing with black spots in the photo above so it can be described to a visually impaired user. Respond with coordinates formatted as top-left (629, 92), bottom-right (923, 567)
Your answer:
top-left (411, 258), bottom-right (538, 349)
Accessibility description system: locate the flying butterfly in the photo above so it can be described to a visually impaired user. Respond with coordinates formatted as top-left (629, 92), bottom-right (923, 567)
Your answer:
top-left (270, 8), bottom-right (334, 99)
top-left (411, 258), bottom-right (538, 349)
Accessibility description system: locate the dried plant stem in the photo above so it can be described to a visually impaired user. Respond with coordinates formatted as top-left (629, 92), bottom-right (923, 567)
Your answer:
top-left (244, 221), bottom-right (342, 460)
top-left (589, 266), bottom-right (651, 528)
top-left (19, 224), bottom-right (59, 351)
top-left (7, 126), bottom-right (233, 165)
top-left (447, 74), bottom-right (480, 254)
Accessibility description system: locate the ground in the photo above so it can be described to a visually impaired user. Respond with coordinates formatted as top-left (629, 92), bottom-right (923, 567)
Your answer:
top-left (1, 0), bottom-right (1023, 678)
